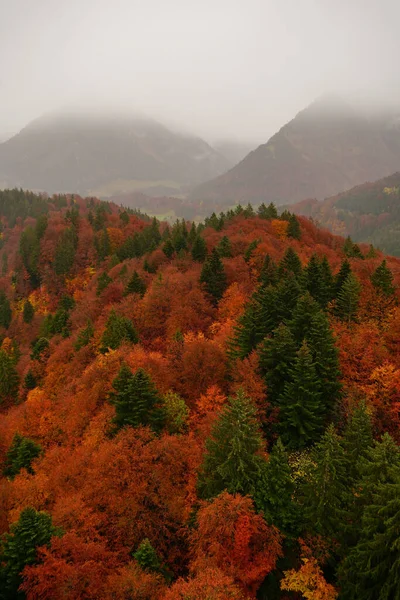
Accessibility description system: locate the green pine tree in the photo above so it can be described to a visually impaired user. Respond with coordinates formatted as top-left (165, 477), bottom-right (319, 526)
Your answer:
top-left (197, 389), bottom-right (265, 499)
top-left (200, 249), bottom-right (227, 305)
top-left (133, 539), bottom-right (162, 573)
top-left (258, 202), bottom-right (278, 219)
top-left (254, 438), bottom-right (298, 535)
top-left (191, 235), bottom-right (207, 262)
top-left (371, 259), bottom-right (395, 296)
top-left (0, 350), bottom-right (19, 405)
top-left (288, 292), bottom-right (320, 344)
top-left (74, 320), bottom-right (94, 351)
top-left (287, 213), bottom-right (301, 239)
top-left (319, 255), bottom-right (334, 307)
top-left (305, 310), bottom-right (342, 411)
top-left (301, 424), bottom-right (348, 537)
top-left (216, 235), bottom-right (232, 258)
top-left (0, 292), bottom-right (12, 329)
top-left (343, 401), bottom-right (374, 478)
top-left (258, 323), bottom-right (297, 405)
top-left (109, 365), bottom-right (164, 432)
top-left (334, 273), bottom-right (362, 323)
top-left (162, 239), bottom-right (175, 259)
top-left (96, 272), bottom-right (113, 296)
top-left (101, 310), bottom-right (138, 351)
top-left (0, 508), bottom-right (61, 599)
top-left (244, 239), bottom-right (259, 263)
top-left (22, 300), bottom-right (35, 324)
top-left (3, 434), bottom-right (42, 479)
top-left (334, 259), bottom-right (352, 297)
top-left (24, 370), bottom-right (37, 391)
top-left (279, 247), bottom-right (303, 279)
top-left (278, 341), bottom-right (323, 449)
top-left (125, 271), bottom-right (146, 297)
top-left (30, 338), bottom-right (50, 361)
top-left (258, 254), bottom-right (278, 287)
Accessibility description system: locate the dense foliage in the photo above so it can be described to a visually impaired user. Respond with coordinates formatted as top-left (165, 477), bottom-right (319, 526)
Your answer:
top-left (0, 190), bottom-right (400, 599)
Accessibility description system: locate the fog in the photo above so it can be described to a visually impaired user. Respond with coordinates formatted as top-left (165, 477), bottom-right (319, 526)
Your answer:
top-left (1, 0), bottom-right (399, 143)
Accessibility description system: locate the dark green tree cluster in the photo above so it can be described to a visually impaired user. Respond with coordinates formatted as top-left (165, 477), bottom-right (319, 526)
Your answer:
top-left (117, 219), bottom-right (161, 261)
top-left (0, 291), bottom-right (12, 329)
top-left (371, 259), bottom-right (395, 296)
top-left (96, 272), bottom-right (113, 296)
top-left (343, 236), bottom-right (364, 259)
top-left (109, 365), bottom-right (164, 432)
top-left (19, 215), bottom-right (48, 288)
top-left (22, 300), bottom-right (35, 324)
top-left (74, 320), bottom-right (95, 351)
top-left (124, 271), bottom-right (146, 297)
top-left (258, 202), bottom-right (278, 219)
top-left (0, 508), bottom-right (62, 599)
top-left (100, 309), bottom-right (138, 352)
top-left (200, 249), bottom-right (227, 304)
top-left (0, 189), bottom-right (49, 228)
top-left (0, 350), bottom-right (20, 405)
top-left (3, 434), bottom-right (42, 479)
top-left (53, 211), bottom-right (79, 276)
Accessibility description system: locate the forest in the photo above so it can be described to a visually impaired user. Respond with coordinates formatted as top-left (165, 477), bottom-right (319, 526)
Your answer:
top-left (0, 188), bottom-right (400, 599)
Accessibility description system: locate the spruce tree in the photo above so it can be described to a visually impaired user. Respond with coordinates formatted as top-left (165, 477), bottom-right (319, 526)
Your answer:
top-left (258, 254), bottom-right (278, 287)
top-left (191, 235), bottom-right (207, 262)
top-left (3, 434), bottom-right (42, 479)
top-left (216, 235), bottom-right (232, 258)
top-left (371, 259), bottom-right (395, 296)
top-left (125, 271), bottom-right (146, 297)
top-left (133, 539), bottom-right (163, 573)
top-left (0, 350), bottom-right (19, 405)
top-left (287, 213), bottom-right (301, 240)
top-left (0, 508), bottom-right (61, 599)
top-left (0, 291), bottom-right (12, 329)
top-left (319, 255), bottom-right (334, 307)
top-left (188, 222), bottom-right (197, 245)
top-left (258, 323), bottom-right (297, 405)
top-left (96, 272), bottom-right (112, 296)
top-left (24, 370), bottom-right (37, 391)
top-left (162, 239), bottom-right (175, 259)
top-left (74, 320), bottom-right (94, 351)
top-left (200, 249), bottom-right (227, 305)
top-left (334, 273), bottom-right (361, 323)
top-left (22, 300), bottom-right (35, 324)
top-left (101, 309), bottom-right (138, 351)
top-left (305, 254), bottom-right (334, 308)
top-left (343, 401), bottom-right (374, 479)
top-left (279, 247), bottom-right (302, 279)
top-left (301, 424), bottom-right (348, 537)
top-left (338, 465), bottom-right (400, 600)
top-left (110, 365), bottom-right (164, 432)
top-left (305, 310), bottom-right (342, 412)
top-left (258, 202), bottom-right (278, 219)
top-left (288, 292), bottom-right (320, 344)
top-left (244, 239), bottom-right (259, 263)
top-left (254, 438), bottom-right (298, 535)
top-left (197, 389), bottom-right (265, 499)
top-left (278, 341), bottom-right (323, 449)
top-left (334, 259), bottom-right (352, 297)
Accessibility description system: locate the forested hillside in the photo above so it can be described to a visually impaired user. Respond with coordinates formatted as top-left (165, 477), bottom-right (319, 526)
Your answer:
top-left (1, 189), bottom-right (400, 599)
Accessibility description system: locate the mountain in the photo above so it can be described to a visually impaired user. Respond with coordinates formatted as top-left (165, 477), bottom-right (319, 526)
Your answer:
top-left (212, 139), bottom-right (256, 165)
top-left (191, 95), bottom-right (400, 205)
top-left (289, 171), bottom-right (400, 255)
top-left (0, 111), bottom-right (230, 196)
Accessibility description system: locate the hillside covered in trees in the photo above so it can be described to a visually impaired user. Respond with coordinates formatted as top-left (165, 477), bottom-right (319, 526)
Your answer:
top-left (1, 189), bottom-right (400, 599)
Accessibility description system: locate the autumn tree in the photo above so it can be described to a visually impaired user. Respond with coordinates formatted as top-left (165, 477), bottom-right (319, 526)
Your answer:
top-left (197, 389), bottom-right (265, 499)
top-left (109, 365), bottom-right (165, 432)
top-left (162, 391), bottom-right (189, 434)
top-left (163, 568), bottom-right (245, 600)
top-left (281, 556), bottom-right (338, 600)
top-left (3, 433), bottom-right (42, 479)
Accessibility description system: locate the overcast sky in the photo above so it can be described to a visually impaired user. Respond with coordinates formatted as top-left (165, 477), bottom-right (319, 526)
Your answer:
top-left (1, 0), bottom-right (399, 143)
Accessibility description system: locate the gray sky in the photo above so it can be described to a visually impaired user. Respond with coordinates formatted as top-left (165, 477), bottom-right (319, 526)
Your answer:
top-left (1, 0), bottom-right (399, 143)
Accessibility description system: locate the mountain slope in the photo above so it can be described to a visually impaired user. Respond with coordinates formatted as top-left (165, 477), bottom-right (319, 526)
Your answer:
top-left (191, 95), bottom-right (400, 205)
top-left (0, 112), bottom-right (230, 195)
top-left (290, 171), bottom-right (400, 255)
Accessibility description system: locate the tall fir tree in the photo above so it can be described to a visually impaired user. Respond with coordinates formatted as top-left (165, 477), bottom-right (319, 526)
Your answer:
top-left (200, 248), bottom-right (227, 305)
top-left (254, 438), bottom-right (298, 535)
top-left (197, 389), bottom-right (265, 499)
top-left (109, 365), bottom-right (164, 432)
top-left (288, 292), bottom-right (320, 344)
top-left (301, 424), bottom-right (348, 538)
top-left (279, 247), bottom-right (303, 279)
top-left (278, 341), bottom-right (323, 449)
top-left (191, 235), bottom-right (207, 262)
top-left (334, 273), bottom-right (362, 323)
top-left (258, 323), bottom-right (297, 405)
top-left (3, 434), bottom-right (42, 479)
top-left (371, 259), bottom-right (395, 297)
top-left (334, 259), bottom-right (352, 297)
top-left (0, 291), bottom-right (12, 329)
top-left (287, 213), bottom-right (301, 240)
top-left (0, 350), bottom-right (19, 405)
top-left (101, 310), bottom-right (138, 351)
top-left (22, 300), bottom-right (35, 324)
top-left (216, 235), bottom-right (232, 258)
top-left (125, 271), bottom-right (146, 297)
top-left (258, 254), bottom-right (278, 287)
